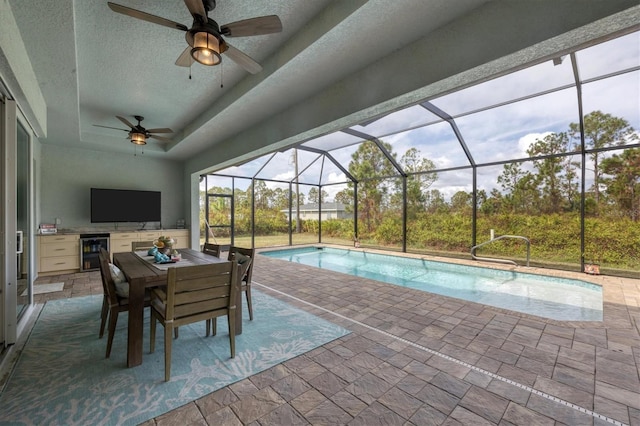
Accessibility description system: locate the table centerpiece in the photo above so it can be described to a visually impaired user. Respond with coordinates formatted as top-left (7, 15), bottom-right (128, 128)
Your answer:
top-left (154, 236), bottom-right (175, 256)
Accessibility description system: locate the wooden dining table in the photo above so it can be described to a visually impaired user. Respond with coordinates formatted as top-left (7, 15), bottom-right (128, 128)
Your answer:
top-left (113, 248), bottom-right (243, 368)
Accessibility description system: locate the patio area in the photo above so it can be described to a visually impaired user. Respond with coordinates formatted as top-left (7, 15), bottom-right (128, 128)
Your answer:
top-left (27, 251), bottom-right (640, 425)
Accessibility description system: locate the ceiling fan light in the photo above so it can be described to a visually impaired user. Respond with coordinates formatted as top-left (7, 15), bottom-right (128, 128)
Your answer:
top-left (131, 132), bottom-right (147, 145)
top-left (191, 31), bottom-right (221, 66)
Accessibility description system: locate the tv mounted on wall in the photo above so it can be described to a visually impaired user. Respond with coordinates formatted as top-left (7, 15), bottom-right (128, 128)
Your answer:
top-left (91, 188), bottom-right (161, 223)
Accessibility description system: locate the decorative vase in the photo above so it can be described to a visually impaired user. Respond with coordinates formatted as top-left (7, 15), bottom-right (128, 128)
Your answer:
top-left (154, 236), bottom-right (175, 256)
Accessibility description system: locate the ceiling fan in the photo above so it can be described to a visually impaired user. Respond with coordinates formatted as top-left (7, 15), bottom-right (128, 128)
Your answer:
top-left (94, 115), bottom-right (173, 145)
top-left (107, 0), bottom-right (282, 74)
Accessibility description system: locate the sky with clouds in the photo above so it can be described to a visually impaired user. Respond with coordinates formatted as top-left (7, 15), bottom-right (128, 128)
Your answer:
top-left (208, 31), bottom-right (639, 202)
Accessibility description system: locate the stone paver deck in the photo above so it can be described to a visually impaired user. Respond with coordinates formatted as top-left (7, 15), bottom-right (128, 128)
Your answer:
top-left (31, 249), bottom-right (640, 425)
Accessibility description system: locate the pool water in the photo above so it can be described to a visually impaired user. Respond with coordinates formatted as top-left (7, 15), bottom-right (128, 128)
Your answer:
top-left (262, 247), bottom-right (603, 321)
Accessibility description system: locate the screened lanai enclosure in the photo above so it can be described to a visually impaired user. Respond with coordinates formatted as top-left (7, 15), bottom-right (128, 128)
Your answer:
top-left (200, 31), bottom-right (640, 278)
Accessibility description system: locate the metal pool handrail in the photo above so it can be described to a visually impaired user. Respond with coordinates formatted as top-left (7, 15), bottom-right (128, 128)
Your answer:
top-left (471, 235), bottom-right (530, 267)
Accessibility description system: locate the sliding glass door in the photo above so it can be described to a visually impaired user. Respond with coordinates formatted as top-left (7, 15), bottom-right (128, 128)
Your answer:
top-left (1, 98), bottom-right (32, 348)
top-left (16, 120), bottom-right (31, 320)
top-left (0, 97), bottom-right (4, 346)
top-left (0, 97), bottom-right (16, 346)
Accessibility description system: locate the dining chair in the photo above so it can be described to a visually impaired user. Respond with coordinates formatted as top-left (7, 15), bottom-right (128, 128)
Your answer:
top-left (227, 246), bottom-right (255, 321)
top-left (149, 261), bottom-right (238, 381)
top-left (202, 242), bottom-right (222, 257)
top-left (132, 240), bottom-right (155, 251)
top-left (98, 247), bottom-right (119, 341)
top-left (205, 253), bottom-right (252, 337)
top-left (203, 242), bottom-right (232, 257)
top-left (98, 248), bottom-right (150, 358)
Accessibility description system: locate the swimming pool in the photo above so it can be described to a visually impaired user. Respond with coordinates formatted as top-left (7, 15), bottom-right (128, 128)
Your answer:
top-left (261, 246), bottom-right (603, 321)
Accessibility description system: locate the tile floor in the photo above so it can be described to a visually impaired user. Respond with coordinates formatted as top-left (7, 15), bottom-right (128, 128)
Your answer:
top-left (31, 251), bottom-right (640, 425)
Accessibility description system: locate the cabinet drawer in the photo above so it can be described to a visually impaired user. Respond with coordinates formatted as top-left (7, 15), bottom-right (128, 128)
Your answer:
top-left (111, 239), bottom-right (135, 253)
top-left (41, 241), bottom-right (78, 257)
top-left (138, 231), bottom-right (161, 240)
top-left (111, 232), bottom-right (137, 240)
top-left (41, 256), bottom-right (79, 271)
top-left (40, 234), bottom-right (78, 244)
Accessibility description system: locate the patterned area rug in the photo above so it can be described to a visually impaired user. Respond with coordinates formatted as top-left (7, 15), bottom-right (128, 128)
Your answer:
top-left (0, 291), bottom-right (350, 425)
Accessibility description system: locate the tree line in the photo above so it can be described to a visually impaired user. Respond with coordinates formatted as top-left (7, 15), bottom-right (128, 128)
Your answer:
top-left (204, 110), bottom-right (638, 238)
top-left (328, 111), bottom-right (638, 235)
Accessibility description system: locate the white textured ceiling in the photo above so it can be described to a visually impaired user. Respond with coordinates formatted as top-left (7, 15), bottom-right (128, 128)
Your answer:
top-left (5, 0), bottom-right (489, 159)
top-left (5, 0), bottom-right (639, 165)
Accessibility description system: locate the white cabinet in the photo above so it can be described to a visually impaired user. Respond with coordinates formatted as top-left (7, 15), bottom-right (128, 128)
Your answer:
top-left (109, 232), bottom-right (138, 254)
top-left (38, 234), bottom-right (80, 274)
top-left (137, 231), bottom-right (162, 242)
top-left (37, 230), bottom-right (191, 271)
top-left (110, 229), bottom-right (190, 254)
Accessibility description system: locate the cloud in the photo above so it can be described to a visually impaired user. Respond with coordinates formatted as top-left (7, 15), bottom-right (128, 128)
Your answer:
top-left (326, 171), bottom-right (346, 184)
top-left (517, 132), bottom-right (553, 157)
top-left (273, 170), bottom-right (295, 181)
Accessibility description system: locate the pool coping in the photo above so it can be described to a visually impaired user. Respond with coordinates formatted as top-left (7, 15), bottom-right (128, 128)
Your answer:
top-left (257, 244), bottom-right (640, 332)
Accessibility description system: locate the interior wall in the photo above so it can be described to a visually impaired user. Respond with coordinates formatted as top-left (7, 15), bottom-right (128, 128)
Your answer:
top-left (39, 144), bottom-right (186, 230)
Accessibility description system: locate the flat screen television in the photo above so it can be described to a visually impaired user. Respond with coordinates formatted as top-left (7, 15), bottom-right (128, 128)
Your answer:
top-left (91, 188), bottom-right (161, 223)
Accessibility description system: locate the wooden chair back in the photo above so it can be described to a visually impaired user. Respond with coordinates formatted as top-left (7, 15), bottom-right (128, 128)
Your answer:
top-left (165, 262), bottom-right (237, 327)
top-left (150, 261), bottom-right (238, 380)
top-left (227, 246), bottom-right (255, 285)
top-left (227, 246), bottom-right (255, 320)
top-left (98, 247), bottom-right (134, 358)
top-left (202, 243), bottom-right (222, 257)
top-left (132, 240), bottom-right (155, 251)
top-left (98, 248), bottom-right (119, 306)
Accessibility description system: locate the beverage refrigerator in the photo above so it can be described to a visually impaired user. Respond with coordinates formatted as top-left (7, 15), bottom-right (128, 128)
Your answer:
top-left (79, 234), bottom-right (110, 271)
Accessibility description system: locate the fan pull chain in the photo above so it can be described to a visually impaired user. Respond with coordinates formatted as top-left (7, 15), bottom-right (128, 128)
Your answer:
top-left (189, 65), bottom-right (192, 80)
top-left (220, 63), bottom-right (224, 88)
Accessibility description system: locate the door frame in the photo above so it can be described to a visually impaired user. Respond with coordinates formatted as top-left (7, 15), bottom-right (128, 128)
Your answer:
top-left (1, 98), bottom-right (18, 346)
top-left (1, 98), bottom-right (36, 348)
top-left (205, 193), bottom-right (234, 246)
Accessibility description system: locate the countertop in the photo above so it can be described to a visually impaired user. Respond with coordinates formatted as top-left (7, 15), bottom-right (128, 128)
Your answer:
top-left (39, 227), bottom-right (187, 236)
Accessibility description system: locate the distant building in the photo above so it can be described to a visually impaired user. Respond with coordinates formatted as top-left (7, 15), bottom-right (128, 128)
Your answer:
top-left (283, 203), bottom-right (349, 221)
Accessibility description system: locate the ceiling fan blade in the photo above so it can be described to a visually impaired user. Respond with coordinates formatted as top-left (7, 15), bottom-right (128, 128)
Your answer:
top-left (183, 0), bottom-right (208, 23)
top-left (175, 47), bottom-right (195, 67)
top-left (146, 128), bottom-right (174, 134)
top-left (224, 43), bottom-right (262, 74)
top-left (93, 124), bottom-right (128, 132)
top-left (221, 15), bottom-right (282, 37)
top-left (149, 134), bottom-right (173, 142)
top-left (116, 116), bottom-right (136, 129)
top-left (108, 2), bottom-right (188, 31)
